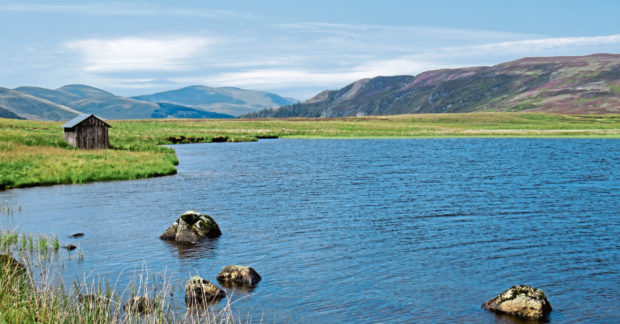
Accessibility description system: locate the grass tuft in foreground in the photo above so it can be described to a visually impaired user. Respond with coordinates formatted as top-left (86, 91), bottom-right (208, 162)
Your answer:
top-left (0, 230), bottom-right (245, 323)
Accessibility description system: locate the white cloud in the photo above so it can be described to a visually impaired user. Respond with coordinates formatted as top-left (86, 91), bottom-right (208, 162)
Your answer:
top-left (186, 59), bottom-right (444, 91)
top-left (0, 3), bottom-right (260, 21)
top-left (433, 34), bottom-right (620, 58)
top-left (175, 33), bottom-right (620, 99)
top-left (65, 37), bottom-right (212, 72)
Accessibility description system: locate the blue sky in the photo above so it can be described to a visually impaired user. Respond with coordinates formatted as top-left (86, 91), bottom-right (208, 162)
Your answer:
top-left (1, 0), bottom-right (619, 100)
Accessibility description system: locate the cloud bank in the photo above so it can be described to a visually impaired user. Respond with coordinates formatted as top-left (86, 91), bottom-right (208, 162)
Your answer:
top-left (65, 37), bottom-right (212, 72)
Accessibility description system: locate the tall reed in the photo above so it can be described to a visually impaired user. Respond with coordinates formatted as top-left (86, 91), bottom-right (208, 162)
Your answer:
top-left (0, 236), bottom-right (249, 323)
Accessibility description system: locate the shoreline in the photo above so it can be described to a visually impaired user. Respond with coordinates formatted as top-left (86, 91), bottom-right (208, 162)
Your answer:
top-left (1, 112), bottom-right (619, 190)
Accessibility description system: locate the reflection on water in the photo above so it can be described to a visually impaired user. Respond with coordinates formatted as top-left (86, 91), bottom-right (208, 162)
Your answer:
top-left (166, 238), bottom-right (220, 260)
top-left (1, 139), bottom-right (619, 323)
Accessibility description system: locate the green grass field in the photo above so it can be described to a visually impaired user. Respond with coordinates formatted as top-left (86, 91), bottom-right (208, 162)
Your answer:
top-left (1, 113), bottom-right (619, 190)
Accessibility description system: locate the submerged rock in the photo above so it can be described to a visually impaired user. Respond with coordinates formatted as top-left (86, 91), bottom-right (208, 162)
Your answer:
top-left (185, 276), bottom-right (226, 307)
top-left (216, 265), bottom-right (261, 288)
top-left (160, 210), bottom-right (221, 244)
top-left (123, 296), bottom-right (157, 314)
top-left (482, 285), bottom-right (552, 320)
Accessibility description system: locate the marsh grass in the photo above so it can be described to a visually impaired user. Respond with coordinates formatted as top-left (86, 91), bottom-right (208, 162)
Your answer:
top-left (0, 232), bottom-right (248, 323)
top-left (1, 202), bottom-right (22, 216)
top-left (1, 113), bottom-right (619, 190)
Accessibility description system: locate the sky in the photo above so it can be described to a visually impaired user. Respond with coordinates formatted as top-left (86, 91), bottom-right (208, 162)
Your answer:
top-left (1, 0), bottom-right (619, 100)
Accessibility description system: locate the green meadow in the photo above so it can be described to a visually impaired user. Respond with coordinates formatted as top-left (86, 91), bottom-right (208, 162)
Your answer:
top-left (1, 113), bottom-right (619, 190)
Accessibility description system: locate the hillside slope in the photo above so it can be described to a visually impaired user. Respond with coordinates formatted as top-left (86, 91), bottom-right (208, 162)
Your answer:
top-left (12, 85), bottom-right (233, 120)
top-left (132, 85), bottom-right (296, 116)
top-left (0, 87), bottom-right (82, 121)
top-left (244, 54), bottom-right (620, 118)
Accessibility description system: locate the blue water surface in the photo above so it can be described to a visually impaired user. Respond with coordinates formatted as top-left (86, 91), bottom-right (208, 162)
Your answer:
top-left (1, 139), bottom-right (619, 323)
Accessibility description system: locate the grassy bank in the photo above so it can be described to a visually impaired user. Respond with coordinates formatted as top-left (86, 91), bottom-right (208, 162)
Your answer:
top-left (1, 113), bottom-right (619, 190)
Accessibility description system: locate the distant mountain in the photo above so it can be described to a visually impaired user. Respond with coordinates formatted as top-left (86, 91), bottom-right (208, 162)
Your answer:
top-left (132, 85), bottom-right (296, 116)
top-left (244, 54), bottom-right (620, 118)
top-left (0, 87), bottom-right (82, 121)
top-left (152, 102), bottom-right (233, 119)
top-left (57, 84), bottom-right (115, 98)
top-left (16, 86), bottom-right (82, 106)
top-left (7, 84), bottom-right (234, 120)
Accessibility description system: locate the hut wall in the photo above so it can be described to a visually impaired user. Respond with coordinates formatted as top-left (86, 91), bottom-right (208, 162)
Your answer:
top-left (64, 130), bottom-right (77, 147)
top-left (67, 116), bottom-right (109, 149)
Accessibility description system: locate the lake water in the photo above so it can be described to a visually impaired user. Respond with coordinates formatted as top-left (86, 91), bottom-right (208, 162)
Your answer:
top-left (1, 139), bottom-right (619, 323)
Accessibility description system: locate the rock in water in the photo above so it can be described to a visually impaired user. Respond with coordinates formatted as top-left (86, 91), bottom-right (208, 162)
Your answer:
top-left (160, 210), bottom-right (222, 244)
top-left (482, 285), bottom-right (552, 320)
top-left (216, 265), bottom-right (262, 288)
top-left (185, 276), bottom-right (226, 307)
top-left (123, 296), bottom-right (157, 314)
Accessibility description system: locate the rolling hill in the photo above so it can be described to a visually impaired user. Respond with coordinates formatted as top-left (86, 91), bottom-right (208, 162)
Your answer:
top-left (8, 85), bottom-right (234, 120)
top-left (131, 85), bottom-right (297, 116)
top-left (0, 87), bottom-right (82, 121)
top-left (4, 84), bottom-right (293, 120)
top-left (244, 54), bottom-right (620, 118)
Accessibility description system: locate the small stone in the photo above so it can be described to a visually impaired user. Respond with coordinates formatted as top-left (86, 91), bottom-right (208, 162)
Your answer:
top-left (216, 265), bottom-right (262, 288)
top-left (123, 296), bottom-right (157, 314)
top-left (185, 275), bottom-right (226, 307)
top-left (482, 285), bottom-right (552, 320)
top-left (160, 210), bottom-right (221, 244)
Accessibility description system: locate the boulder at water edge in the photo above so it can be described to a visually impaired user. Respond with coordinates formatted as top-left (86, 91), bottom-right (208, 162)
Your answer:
top-left (482, 285), bottom-right (552, 320)
top-left (123, 296), bottom-right (157, 314)
top-left (216, 265), bottom-right (262, 288)
top-left (160, 210), bottom-right (221, 244)
top-left (185, 276), bottom-right (226, 307)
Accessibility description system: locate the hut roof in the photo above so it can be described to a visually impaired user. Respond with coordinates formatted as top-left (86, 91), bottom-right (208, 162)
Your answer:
top-left (61, 114), bottom-right (111, 128)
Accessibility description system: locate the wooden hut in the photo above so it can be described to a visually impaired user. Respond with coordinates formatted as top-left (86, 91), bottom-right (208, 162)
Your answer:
top-left (62, 114), bottom-right (111, 149)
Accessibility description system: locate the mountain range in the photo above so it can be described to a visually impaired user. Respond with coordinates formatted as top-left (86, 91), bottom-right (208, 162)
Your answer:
top-left (0, 85), bottom-right (296, 121)
top-left (243, 54), bottom-right (620, 118)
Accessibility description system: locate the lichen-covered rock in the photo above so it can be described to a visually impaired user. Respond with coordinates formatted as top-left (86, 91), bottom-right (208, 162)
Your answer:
top-left (216, 265), bottom-right (261, 288)
top-left (482, 285), bottom-right (552, 320)
top-left (123, 296), bottom-right (157, 314)
top-left (160, 210), bottom-right (221, 244)
top-left (185, 276), bottom-right (226, 307)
